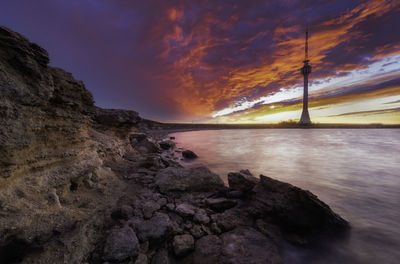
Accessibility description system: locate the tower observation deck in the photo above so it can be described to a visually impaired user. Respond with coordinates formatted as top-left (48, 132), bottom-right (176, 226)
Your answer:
top-left (299, 29), bottom-right (312, 125)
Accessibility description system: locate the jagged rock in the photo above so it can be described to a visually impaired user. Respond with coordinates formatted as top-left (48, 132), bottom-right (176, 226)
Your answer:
top-left (134, 213), bottom-right (174, 243)
top-left (220, 227), bottom-right (282, 264)
top-left (142, 201), bottom-right (161, 219)
top-left (139, 155), bottom-right (165, 169)
top-left (155, 167), bottom-right (225, 193)
top-left (182, 150), bottom-right (198, 159)
top-left (228, 169), bottom-right (259, 193)
top-left (103, 226), bottom-right (139, 262)
top-left (172, 234), bottom-right (194, 257)
top-left (205, 198), bottom-right (237, 212)
top-left (193, 235), bottom-right (222, 264)
top-left (175, 203), bottom-right (196, 217)
top-left (159, 140), bottom-right (175, 150)
top-left (194, 209), bottom-right (210, 224)
top-left (249, 175), bottom-right (349, 243)
top-left (93, 107), bottom-right (140, 127)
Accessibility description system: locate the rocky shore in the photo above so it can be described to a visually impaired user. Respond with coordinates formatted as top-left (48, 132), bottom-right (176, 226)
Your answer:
top-left (0, 26), bottom-right (349, 264)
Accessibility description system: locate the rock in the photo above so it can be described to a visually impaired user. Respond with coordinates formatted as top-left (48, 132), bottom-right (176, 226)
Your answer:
top-left (151, 248), bottom-right (170, 264)
top-left (169, 136), bottom-right (175, 140)
top-left (155, 167), bottom-right (225, 193)
top-left (194, 209), bottom-right (210, 224)
top-left (134, 213), bottom-right (174, 243)
top-left (103, 226), bottom-right (139, 262)
top-left (172, 234), bottom-right (194, 257)
top-left (220, 227), bottom-right (282, 264)
top-left (93, 107), bottom-right (140, 127)
top-left (165, 203), bottom-right (175, 211)
top-left (228, 169), bottom-right (259, 193)
top-left (182, 150), bottom-right (198, 159)
top-left (249, 175), bottom-right (349, 243)
top-left (130, 133), bottom-right (160, 154)
top-left (139, 155), bottom-right (165, 169)
top-left (142, 201), bottom-right (161, 219)
top-left (159, 140), bottom-right (175, 150)
top-left (175, 203), bottom-right (196, 217)
top-left (134, 253), bottom-right (148, 264)
top-left (157, 198), bottom-right (168, 207)
top-left (205, 198), bottom-right (237, 212)
top-left (210, 223), bottom-right (221, 234)
top-left (211, 209), bottom-right (251, 232)
top-left (190, 225), bottom-right (205, 238)
top-left (193, 235), bottom-right (222, 264)
top-left (111, 205), bottom-right (134, 220)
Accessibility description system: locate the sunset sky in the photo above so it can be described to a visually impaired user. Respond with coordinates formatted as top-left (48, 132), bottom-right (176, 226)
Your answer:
top-left (1, 0), bottom-right (399, 124)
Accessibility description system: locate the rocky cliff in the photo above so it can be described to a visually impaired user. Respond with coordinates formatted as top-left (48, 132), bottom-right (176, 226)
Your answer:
top-left (0, 26), bottom-right (349, 264)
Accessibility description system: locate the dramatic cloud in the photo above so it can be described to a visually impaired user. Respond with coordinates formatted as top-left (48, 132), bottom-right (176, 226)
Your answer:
top-left (1, 0), bottom-right (399, 123)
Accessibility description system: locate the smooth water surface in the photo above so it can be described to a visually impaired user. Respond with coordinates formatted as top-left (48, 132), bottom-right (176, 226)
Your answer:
top-left (170, 129), bottom-right (400, 264)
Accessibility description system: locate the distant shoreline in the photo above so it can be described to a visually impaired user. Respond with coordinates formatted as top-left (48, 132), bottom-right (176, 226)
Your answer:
top-left (142, 120), bottom-right (400, 140)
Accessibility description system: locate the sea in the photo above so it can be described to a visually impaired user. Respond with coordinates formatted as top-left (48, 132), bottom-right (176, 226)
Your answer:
top-left (169, 129), bottom-right (400, 264)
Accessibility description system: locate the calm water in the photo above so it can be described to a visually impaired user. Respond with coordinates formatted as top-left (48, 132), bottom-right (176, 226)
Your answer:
top-left (170, 129), bottom-right (400, 264)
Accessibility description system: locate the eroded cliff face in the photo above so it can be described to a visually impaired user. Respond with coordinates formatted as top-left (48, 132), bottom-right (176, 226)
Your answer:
top-left (0, 26), bottom-right (349, 264)
top-left (0, 26), bottom-right (142, 263)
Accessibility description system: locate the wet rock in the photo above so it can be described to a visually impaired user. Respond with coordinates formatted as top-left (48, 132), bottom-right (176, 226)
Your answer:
top-left (135, 213), bottom-right (174, 243)
top-left (175, 203), bottom-right (196, 217)
top-left (193, 235), bottom-right (222, 264)
top-left (220, 227), bottom-right (282, 264)
top-left (228, 169), bottom-right (259, 193)
top-left (155, 167), bottom-right (225, 193)
top-left (182, 150), bottom-right (198, 159)
top-left (205, 198), bottom-right (237, 212)
top-left (172, 234), bottom-right (194, 257)
top-left (103, 226), bottom-right (139, 262)
top-left (249, 175), bottom-right (349, 243)
top-left (194, 209), bottom-right (210, 224)
top-left (159, 140), bottom-right (175, 150)
top-left (142, 201), bottom-right (161, 219)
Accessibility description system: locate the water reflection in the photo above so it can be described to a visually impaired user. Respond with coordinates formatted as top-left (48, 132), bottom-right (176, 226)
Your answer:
top-left (170, 129), bottom-right (400, 264)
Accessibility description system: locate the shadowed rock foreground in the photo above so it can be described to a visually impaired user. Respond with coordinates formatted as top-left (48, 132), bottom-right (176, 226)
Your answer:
top-left (0, 26), bottom-right (349, 264)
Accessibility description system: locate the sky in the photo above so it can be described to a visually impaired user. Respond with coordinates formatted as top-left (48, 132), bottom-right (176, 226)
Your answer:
top-left (1, 0), bottom-right (399, 124)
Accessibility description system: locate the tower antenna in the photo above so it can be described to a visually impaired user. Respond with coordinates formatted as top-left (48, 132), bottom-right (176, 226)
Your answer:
top-left (305, 26), bottom-right (309, 61)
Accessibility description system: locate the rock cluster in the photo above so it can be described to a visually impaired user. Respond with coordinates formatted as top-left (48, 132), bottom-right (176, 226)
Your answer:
top-left (0, 26), bottom-right (349, 263)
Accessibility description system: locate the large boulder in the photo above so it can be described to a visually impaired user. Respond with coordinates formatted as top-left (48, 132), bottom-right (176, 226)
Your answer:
top-left (228, 169), bottom-right (259, 193)
top-left (249, 175), bottom-right (349, 243)
top-left (220, 227), bottom-right (282, 264)
top-left (155, 167), bottom-right (225, 193)
top-left (103, 226), bottom-right (139, 262)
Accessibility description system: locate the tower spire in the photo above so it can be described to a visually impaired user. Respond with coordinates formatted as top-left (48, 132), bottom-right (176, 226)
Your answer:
top-left (299, 27), bottom-right (312, 125)
top-left (305, 28), bottom-right (309, 61)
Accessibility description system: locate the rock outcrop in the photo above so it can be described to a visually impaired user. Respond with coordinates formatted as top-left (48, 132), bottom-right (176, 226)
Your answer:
top-left (0, 26), bottom-right (349, 264)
